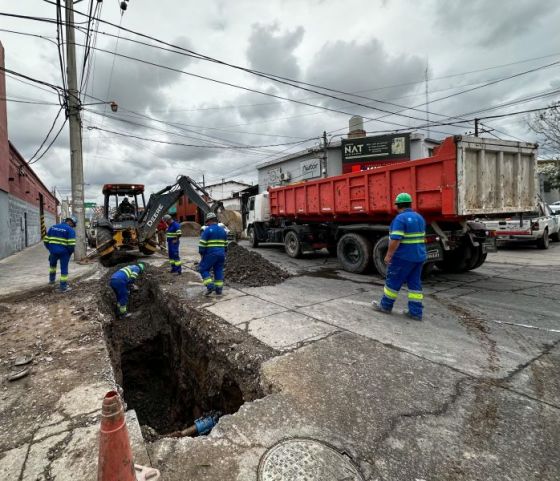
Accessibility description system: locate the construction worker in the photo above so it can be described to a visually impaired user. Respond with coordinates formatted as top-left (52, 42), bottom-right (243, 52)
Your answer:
top-left (199, 212), bottom-right (228, 296)
top-left (44, 216), bottom-right (77, 292)
top-left (110, 263), bottom-right (145, 318)
top-left (163, 214), bottom-right (182, 274)
top-left (372, 192), bottom-right (427, 321)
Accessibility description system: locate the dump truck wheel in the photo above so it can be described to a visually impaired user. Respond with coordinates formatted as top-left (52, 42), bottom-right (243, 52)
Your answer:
top-left (372, 236), bottom-right (389, 277)
top-left (248, 227), bottom-right (259, 248)
top-left (337, 233), bottom-right (372, 273)
top-left (284, 230), bottom-right (302, 258)
top-left (436, 246), bottom-right (469, 273)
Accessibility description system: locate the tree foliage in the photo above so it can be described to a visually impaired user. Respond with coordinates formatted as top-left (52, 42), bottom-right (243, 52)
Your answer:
top-left (528, 103), bottom-right (560, 189)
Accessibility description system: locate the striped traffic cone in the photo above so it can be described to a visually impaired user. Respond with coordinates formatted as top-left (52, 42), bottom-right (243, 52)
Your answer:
top-left (97, 391), bottom-right (160, 481)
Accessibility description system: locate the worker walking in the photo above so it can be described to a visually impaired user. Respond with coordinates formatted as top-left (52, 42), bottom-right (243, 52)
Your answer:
top-left (44, 216), bottom-right (77, 292)
top-left (198, 213), bottom-right (228, 296)
top-left (110, 263), bottom-right (145, 318)
top-left (372, 193), bottom-right (427, 321)
top-left (163, 214), bottom-right (182, 274)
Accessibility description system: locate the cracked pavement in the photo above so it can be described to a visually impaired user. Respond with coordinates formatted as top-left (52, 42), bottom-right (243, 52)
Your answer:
top-left (1, 240), bottom-right (559, 480)
top-left (145, 240), bottom-right (560, 480)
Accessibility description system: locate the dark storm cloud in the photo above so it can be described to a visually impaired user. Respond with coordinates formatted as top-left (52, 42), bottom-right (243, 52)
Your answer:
top-left (305, 38), bottom-right (426, 115)
top-left (435, 0), bottom-right (560, 46)
top-left (246, 23), bottom-right (304, 79)
top-left (87, 35), bottom-right (194, 113)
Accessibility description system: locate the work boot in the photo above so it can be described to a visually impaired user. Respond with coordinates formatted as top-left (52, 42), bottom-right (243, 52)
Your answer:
top-left (49, 280), bottom-right (56, 286)
top-left (215, 289), bottom-right (223, 296)
top-left (58, 286), bottom-right (71, 293)
top-left (204, 287), bottom-right (215, 296)
top-left (403, 310), bottom-right (422, 321)
top-left (118, 312), bottom-right (132, 319)
top-left (371, 300), bottom-right (392, 314)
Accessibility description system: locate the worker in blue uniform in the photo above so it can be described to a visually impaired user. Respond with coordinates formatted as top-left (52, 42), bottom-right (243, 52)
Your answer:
top-left (44, 216), bottom-right (77, 292)
top-left (372, 193), bottom-right (427, 321)
top-left (198, 212), bottom-right (228, 296)
top-left (110, 263), bottom-right (145, 318)
top-left (163, 214), bottom-right (182, 274)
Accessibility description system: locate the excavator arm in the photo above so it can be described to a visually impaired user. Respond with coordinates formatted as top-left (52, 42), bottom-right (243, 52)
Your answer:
top-left (137, 176), bottom-right (223, 245)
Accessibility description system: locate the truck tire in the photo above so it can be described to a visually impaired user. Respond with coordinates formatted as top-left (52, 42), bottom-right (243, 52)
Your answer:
top-left (436, 246), bottom-right (469, 273)
top-left (248, 227), bottom-right (259, 248)
top-left (337, 233), bottom-right (372, 273)
top-left (326, 244), bottom-right (337, 256)
top-left (536, 229), bottom-right (550, 249)
top-left (372, 236), bottom-right (389, 277)
top-left (284, 230), bottom-right (302, 258)
top-left (471, 252), bottom-right (487, 270)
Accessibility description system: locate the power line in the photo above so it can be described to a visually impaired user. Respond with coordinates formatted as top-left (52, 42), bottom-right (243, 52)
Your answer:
top-left (85, 125), bottom-right (317, 149)
top-left (29, 117), bottom-right (68, 165)
top-left (42, 3), bottom-right (560, 127)
top-left (28, 106), bottom-right (65, 162)
top-left (0, 97), bottom-right (60, 105)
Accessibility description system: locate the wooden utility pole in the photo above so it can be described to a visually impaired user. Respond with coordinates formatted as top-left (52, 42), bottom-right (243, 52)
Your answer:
top-left (65, 0), bottom-right (86, 259)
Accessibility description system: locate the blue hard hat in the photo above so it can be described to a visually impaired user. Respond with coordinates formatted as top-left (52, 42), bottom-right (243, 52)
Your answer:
top-left (66, 215), bottom-right (78, 226)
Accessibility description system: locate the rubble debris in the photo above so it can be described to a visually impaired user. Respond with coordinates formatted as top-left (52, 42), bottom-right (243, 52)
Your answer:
top-left (13, 354), bottom-right (33, 366)
top-left (225, 243), bottom-right (290, 287)
top-left (8, 366), bottom-right (30, 381)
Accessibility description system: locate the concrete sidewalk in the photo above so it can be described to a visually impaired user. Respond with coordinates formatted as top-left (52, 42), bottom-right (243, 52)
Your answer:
top-left (0, 246), bottom-right (150, 481)
top-left (0, 243), bottom-right (97, 299)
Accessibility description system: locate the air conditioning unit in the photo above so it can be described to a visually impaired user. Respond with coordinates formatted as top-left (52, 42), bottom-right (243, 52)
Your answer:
top-left (280, 172), bottom-right (291, 181)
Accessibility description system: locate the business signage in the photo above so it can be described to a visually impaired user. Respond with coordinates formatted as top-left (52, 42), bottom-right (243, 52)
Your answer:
top-left (342, 133), bottom-right (410, 170)
top-left (300, 157), bottom-right (321, 180)
top-left (84, 202), bottom-right (97, 208)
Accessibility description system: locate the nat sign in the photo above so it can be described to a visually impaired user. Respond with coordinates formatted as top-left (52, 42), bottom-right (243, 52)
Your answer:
top-left (341, 133), bottom-right (410, 173)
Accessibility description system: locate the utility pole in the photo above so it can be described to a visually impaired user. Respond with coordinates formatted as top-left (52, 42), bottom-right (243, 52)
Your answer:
top-left (425, 61), bottom-right (430, 139)
top-left (322, 131), bottom-right (328, 178)
top-left (65, 0), bottom-right (86, 260)
top-left (474, 118), bottom-right (479, 137)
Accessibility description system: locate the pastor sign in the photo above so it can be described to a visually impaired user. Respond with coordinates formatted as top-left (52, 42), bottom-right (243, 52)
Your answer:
top-left (300, 157), bottom-right (321, 180)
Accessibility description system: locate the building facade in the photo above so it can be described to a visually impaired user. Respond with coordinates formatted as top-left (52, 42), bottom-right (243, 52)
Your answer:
top-left (256, 132), bottom-right (441, 193)
top-left (0, 42), bottom-right (58, 259)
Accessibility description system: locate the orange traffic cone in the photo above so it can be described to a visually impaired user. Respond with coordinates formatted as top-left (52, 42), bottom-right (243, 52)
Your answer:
top-left (98, 391), bottom-right (160, 481)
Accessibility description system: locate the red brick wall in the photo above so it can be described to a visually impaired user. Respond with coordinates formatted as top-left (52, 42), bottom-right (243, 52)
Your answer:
top-left (0, 42), bottom-right (10, 193)
top-left (8, 145), bottom-right (57, 214)
top-left (175, 195), bottom-right (201, 223)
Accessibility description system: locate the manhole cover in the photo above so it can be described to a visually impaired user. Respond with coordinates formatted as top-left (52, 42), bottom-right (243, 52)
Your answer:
top-left (258, 438), bottom-right (365, 481)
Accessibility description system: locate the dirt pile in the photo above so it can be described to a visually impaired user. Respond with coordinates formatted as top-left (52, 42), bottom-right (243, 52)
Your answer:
top-left (180, 221), bottom-right (201, 237)
top-left (225, 243), bottom-right (290, 287)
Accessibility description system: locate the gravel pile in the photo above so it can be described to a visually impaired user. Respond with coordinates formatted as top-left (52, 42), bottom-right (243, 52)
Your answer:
top-left (225, 243), bottom-right (290, 287)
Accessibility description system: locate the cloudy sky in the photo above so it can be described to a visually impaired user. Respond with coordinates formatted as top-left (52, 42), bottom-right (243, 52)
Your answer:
top-left (1, 0), bottom-right (559, 205)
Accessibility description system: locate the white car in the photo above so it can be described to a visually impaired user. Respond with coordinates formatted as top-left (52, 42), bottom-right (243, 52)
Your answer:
top-left (483, 202), bottom-right (560, 249)
top-left (549, 201), bottom-right (560, 215)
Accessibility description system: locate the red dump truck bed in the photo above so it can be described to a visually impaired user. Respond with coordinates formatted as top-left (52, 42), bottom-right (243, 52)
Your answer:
top-left (268, 136), bottom-right (537, 223)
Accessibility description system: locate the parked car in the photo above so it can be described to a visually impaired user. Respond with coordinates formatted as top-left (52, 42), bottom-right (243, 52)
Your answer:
top-left (483, 202), bottom-right (560, 249)
top-left (549, 201), bottom-right (560, 214)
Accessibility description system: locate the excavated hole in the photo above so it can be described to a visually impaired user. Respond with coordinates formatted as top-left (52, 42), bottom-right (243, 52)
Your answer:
top-left (101, 270), bottom-right (275, 437)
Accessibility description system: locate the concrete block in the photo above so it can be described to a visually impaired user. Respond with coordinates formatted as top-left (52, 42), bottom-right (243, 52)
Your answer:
top-left (205, 296), bottom-right (287, 325)
top-left (242, 275), bottom-right (364, 309)
top-left (247, 311), bottom-right (337, 350)
top-left (0, 444), bottom-right (29, 480)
